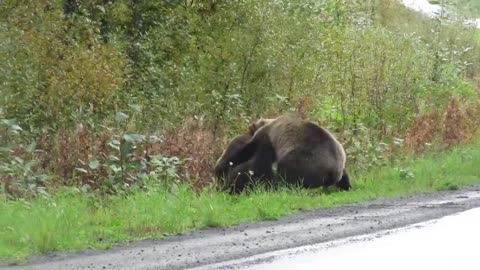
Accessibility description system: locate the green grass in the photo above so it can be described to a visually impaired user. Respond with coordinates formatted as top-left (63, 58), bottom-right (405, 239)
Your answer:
top-left (2, 141), bottom-right (480, 264)
top-left (441, 0), bottom-right (480, 17)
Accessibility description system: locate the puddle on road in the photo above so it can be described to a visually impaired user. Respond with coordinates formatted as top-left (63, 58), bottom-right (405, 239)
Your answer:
top-left (236, 207), bottom-right (480, 270)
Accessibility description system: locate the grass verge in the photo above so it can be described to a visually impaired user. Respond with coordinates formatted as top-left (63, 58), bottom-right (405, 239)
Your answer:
top-left (2, 141), bottom-right (480, 264)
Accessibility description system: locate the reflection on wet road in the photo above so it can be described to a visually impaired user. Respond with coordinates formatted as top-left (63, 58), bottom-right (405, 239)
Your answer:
top-left (239, 207), bottom-right (480, 270)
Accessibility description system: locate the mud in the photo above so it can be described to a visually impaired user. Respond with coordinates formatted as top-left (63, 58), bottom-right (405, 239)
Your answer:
top-left (3, 185), bottom-right (480, 270)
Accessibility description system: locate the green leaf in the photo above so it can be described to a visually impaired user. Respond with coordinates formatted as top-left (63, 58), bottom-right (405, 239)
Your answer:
top-left (109, 164), bottom-right (122, 173)
top-left (26, 142), bottom-right (37, 153)
top-left (75, 168), bottom-right (88, 174)
top-left (120, 141), bottom-right (135, 159)
top-left (37, 174), bottom-right (49, 182)
top-left (110, 139), bottom-right (121, 145)
top-left (89, 160), bottom-right (101, 170)
top-left (138, 173), bottom-right (149, 182)
top-left (9, 124), bottom-right (22, 132)
top-left (14, 157), bottom-right (23, 164)
top-left (1, 119), bottom-right (17, 126)
top-left (0, 147), bottom-right (13, 153)
top-left (81, 184), bottom-right (91, 193)
top-left (108, 140), bottom-right (121, 151)
top-left (115, 112), bottom-right (129, 123)
top-left (128, 104), bottom-right (142, 113)
top-left (123, 132), bottom-right (144, 143)
top-left (108, 155), bottom-right (120, 162)
top-left (96, 5), bottom-right (106, 13)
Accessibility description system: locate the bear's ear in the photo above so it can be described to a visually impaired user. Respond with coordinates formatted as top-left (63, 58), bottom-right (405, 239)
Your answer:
top-left (248, 118), bottom-right (267, 135)
top-left (248, 122), bottom-right (257, 135)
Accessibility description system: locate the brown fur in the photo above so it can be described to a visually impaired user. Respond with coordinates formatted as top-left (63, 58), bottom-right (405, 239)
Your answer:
top-left (214, 124), bottom-right (276, 193)
top-left (248, 115), bottom-right (350, 190)
top-left (214, 115), bottom-right (351, 193)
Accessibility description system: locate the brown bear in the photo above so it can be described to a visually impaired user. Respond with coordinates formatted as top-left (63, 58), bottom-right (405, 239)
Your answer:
top-left (214, 115), bottom-right (351, 193)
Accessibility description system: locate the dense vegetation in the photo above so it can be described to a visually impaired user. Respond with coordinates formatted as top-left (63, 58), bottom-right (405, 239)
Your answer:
top-left (1, 0), bottom-right (480, 195)
top-left (1, 0), bottom-right (480, 263)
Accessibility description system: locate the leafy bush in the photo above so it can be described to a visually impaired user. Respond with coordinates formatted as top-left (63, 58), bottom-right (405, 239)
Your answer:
top-left (0, 1), bottom-right (125, 131)
top-left (0, 119), bottom-right (52, 198)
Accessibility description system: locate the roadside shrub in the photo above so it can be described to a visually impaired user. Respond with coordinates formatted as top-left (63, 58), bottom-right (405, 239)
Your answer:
top-left (0, 119), bottom-right (52, 199)
top-left (0, 1), bottom-right (125, 131)
top-left (442, 96), bottom-right (479, 147)
top-left (405, 112), bottom-right (440, 154)
top-left (146, 117), bottom-right (218, 189)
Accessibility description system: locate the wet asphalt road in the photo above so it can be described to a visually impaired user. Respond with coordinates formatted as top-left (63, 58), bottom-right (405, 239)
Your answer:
top-left (226, 207), bottom-right (480, 270)
top-left (3, 185), bottom-right (480, 270)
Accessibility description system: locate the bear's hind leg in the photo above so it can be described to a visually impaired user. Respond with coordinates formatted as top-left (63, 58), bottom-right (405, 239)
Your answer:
top-left (336, 170), bottom-right (352, 191)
